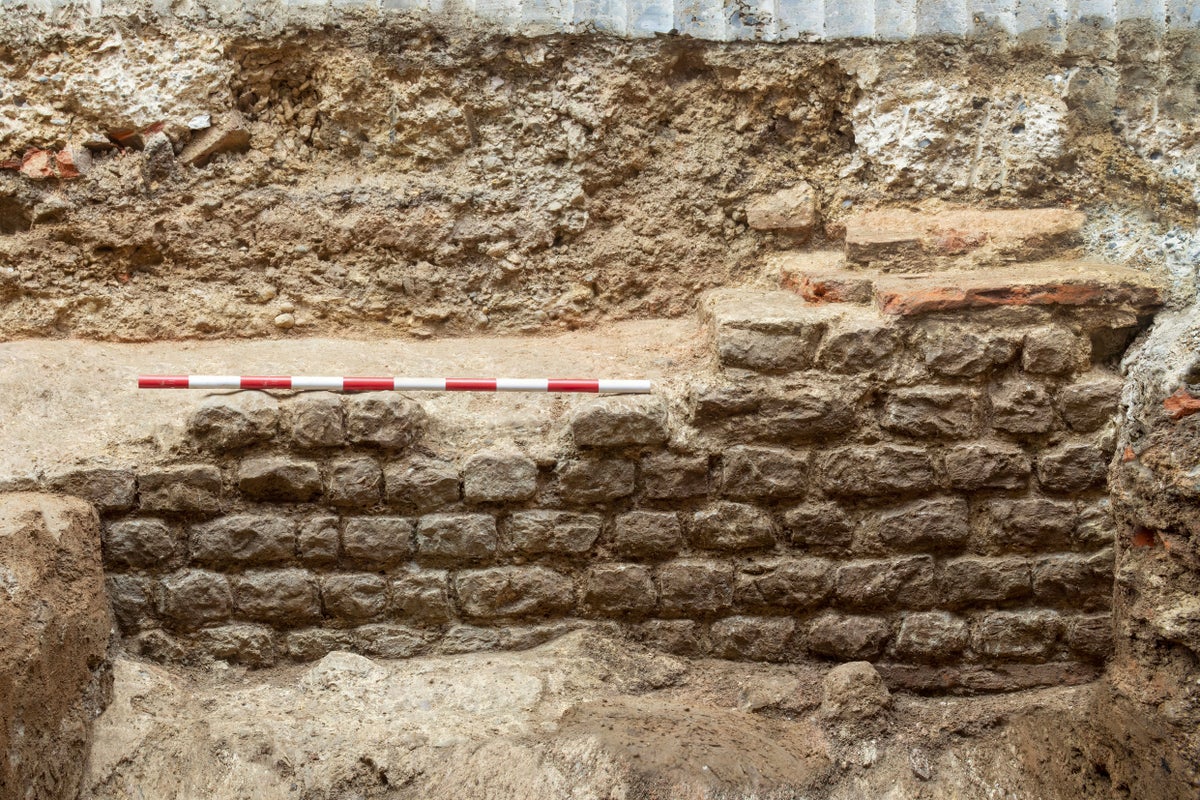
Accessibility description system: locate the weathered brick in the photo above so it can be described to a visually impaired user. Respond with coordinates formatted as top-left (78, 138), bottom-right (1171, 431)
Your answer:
top-left (156, 569), bottom-right (231, 630)
top-left (231, 569), bottom-right (322, 625)
top-left (980, 498), bottom-right (1076, 552)
top-left (104, 518), bottom-right (183, 569)
top-left (1036, 441), bottom-right (1108, 492)
top-left (190, 515), bottom-right (295, 566)
top-left (921, 324), bottom-right (1021, 377)
top-left (633, 620), bottom-right (711, 657)
top-left (297, 515), bottom-right (339, 566)
top-left (657, 559), bottom-right (734, 616)
top-left (238, 456), bottom-right (321, 502)
top-left (944, 442), bottom-right (1030, 490)
top-left (341, 516), bottom-right (414, 568)
top-left (455, 566), bottom-right (574, 619)
top-left (139, 464), bottom-right (223, 514)
top-left (972, 610), bottom-right (1063, 661)
top-left (355, 624), bottom-right (431, 659)
top-left (507, 510), bottom-right (601, 556)
top-left (881, 387), bottom-right (977, 439)
top-left (285, 628), bottom-right (356, 661)
top-left (192, 624), bottom-right (279, 667)
top-left (870, 497), bottom-right (969, 551)
top-left (746, 182), bottom-right (815, 235)
top-left (821, 445), bottom-right (935, 498)
top-left (1032, 549), bottom-right (1113, 609)
top-left (991, 378), bottom-right (1056, 435)
top-left (391, 570), bottom-right (453, 623)
top-left (345, 393), bottom-right (425, 449)
top-left (1075, 499), bottom-right (1115, 547)
top-left (415, 513), bottom-right (497, 565)
top-left (47, 466), bottom-right (136, 512)
top-left (783, 503), bottom-right (854, 550)
top-left (807, 613), bottom-right (890, 660)
top-left (557, 457), bottom-right (635, 503)
top-left (1022, 325), bottom-right (1090, 375)
top-left (610, 511), bottom-right (684, 559)
top-left (285, 392), bottom-right (345, 448)
top-left (384, 456), bottom-right (460, 510)
top-left (1065, 613), bottom-right (1112, 661)
top-left (187, 392), bottom-right (278, 451)
top-left (569, 396), bottom-right (669, 448)
top-left (836, 557), bottom-right (936, 610)
top-left (734, 557), bottom-right (832, 610)
top-left (939, 557), bottom-right (1031, 607)
top-left (462, 447), bottom-right (537, 503)
top-left (691, 502), bottom-right (776, 551)
top-left (892, 612), bottom-right (969, 662)
top-left (1058, 374), bottom-right (1123, 432)
top-left (582, 564), bottom-right (656, 616)
top-left (640, 452), bottom-right (709, 500)
top-left (816, 319), bottom-right (901, 374)
top-left (107, 574), bottom-right (153, 631)
top-left (326, 456), bottom-right (383, 508)
top-left (719, 445), bottom-right (808, 499)
top-left (322, 573), bottom-right (389, 623)
top-left (711, 616), bottom-right (796, 661)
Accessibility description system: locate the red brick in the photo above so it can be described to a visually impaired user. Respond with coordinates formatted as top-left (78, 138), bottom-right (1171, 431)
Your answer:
top-left (1164, 388), bottom-right (1200, 421)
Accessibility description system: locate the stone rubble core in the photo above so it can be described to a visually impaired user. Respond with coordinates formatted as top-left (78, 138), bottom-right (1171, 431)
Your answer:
top-left (78, 229), bottom-right (1162, 695)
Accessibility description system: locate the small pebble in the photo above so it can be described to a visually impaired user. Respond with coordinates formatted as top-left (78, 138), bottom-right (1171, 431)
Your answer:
top-left (278, 301), bottom-right (295, 313)
top-left (274, 313), bottom-right (295, 330)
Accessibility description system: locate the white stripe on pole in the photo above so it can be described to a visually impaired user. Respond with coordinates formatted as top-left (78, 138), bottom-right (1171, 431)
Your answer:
top-left (291, 377), bottom-right (345, 390)
top-left (394, 378), bottom-right (448, 391)
top-left (189, 376), bottom-right (241, 389)
top-left (598, 380), bottom-right (652, 393)
top-left (497, 378), bottom-right (549, 391)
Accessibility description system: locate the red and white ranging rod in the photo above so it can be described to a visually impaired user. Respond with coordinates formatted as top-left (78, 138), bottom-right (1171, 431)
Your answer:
top-left (137, 375), bottom-right (653, 394)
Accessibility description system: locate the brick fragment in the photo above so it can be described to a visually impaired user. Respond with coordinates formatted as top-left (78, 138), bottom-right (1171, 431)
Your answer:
top-left (507, 510), bottom-right (601, 556)
top-left (345, 393), bottom-right (425, 449)
top-left (231, 569), bottom-right (321, 625)
top-left (892, 612), bottom-right (969, 662)
top-left (991, 378), bottom-right (1056, 434)
top-left (156, 569), bottom-right (231, 630)
top-left (711, 616), bottom-right (796, 661)
top-left (582, 564), bottom-right (656, 616)
top-left (776, 252), bottom-right (875, 304)
top-left (610, 510), bottom-right (684, 559)
top-left (455, 566), bottom-right (574, 619)
top-left (821, 445), bottom-right (935, 498)
top-left (190, 515), bottom-right (295, 566)
top-left (569, 396), bottom-right (669, 448)
top-left (341, 516), bottom-right (414, 568)
top-left (462, 447), bottom-right (537, 503)
top-left (972, 610), bottom-right (1063, 661)
top-left (188, 393), bottom-right (278, 451)
top-left (835, 556), bottom-right (936, 610)
top-left (1058, 374), bottom-right (1123, 432)
top-left (691, 502), bottom-right (776, 551)
top-left (944, 442), bottom-right (1030, 490)
top-left (322, 573), bottom-right (389, 623)
top-left (640, 452), bottom-right (708, 499)
top-left (719, 445), bottom-right (807, 499)
top-left (807, 612), bottom-right (890, 660)
top-left (192, 624), bottom-right (279, 667)
top-left (391, 570), bottom-right (453, 623)
top-left (1021, 324), bottom-right (1091, 375)
top-left (657, 559), bottom-right (734, 616)
top-left (1036, 441), bottom-right (1109, 492)
top-left (734, 557), bottom-right (832, 610)
top-left (872, 497), bottom-right (969, 551)
top-left (784, 503), bottom-right (854, 551)
top-left (104, 518), bottom-right (183, 569)
top-left (285, 393), bottom-right (345, 448)
top-left (139, 464), bottom-right (223, 514)
top-left (939, 557), bottom-right (1031, 607)
top-left (415, 513), bottom-right (497, 565)
top-left (384, 456), bottom-right (460, 510)
top-left (881, 387), bottom-right (977, 438)
top-left (326, 456), bottom-right (383, 508)
top-left (238, 456), bottom-right (321, 502)
top-left (47, 466), bottom-right (136, 512)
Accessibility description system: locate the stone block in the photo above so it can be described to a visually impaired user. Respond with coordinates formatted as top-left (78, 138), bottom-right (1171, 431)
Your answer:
top-left (507, 510), bottom-right (601, 556)
top-left (939, 557), bottom-right (1031, 606)
top-left (702, 290), bottom-right (836, 374)
top-left (745, 182), bottom-right (816, 236)
top-left (892, 612), bottom-right (970, 662)
top-left (719, 445), bottom-right (808, 499)
top-left (734, 557), bottom-right (832, 610)
top-left (285, 628), bottom-right (356, 661)
top-left (610, 510), bottom-right (684, 559)
top-left (104, 518), bottom-right (184, 570)
top-left (345, 393), bottom-right (425, 449)
top-left (836, 556), bottom-right (936, 610)
top-left (820, 661), bottom-right (890, 720)
top-left (326, 456), bottom-right (383, 508)
top-left (1065, 614), bottom-right (1112, 661)
top-left (711, 616), bottom-right (796, 661)
top-left (871, 497), bottom-right (970, 551)
top-left (569, 396), bottom-right (669, 448)
top-left (285, 392), bottom-right (345, 448)
top-left (462, 447), bottom-right (537, 503)
top-left (691, 502), bottom-right (776, 551)
top-left (783, 503), bottom-right (854, 550)
top-left (238, 456), bottom-right (322, 502)
top-left (633, 620), bottom-right (711, 658)
top-left (944, 442), bottom-right (1030, 490)
top-left (156, 569), bottom-right (231, 630)
top-left (755, 384), bottom-right (861, 441)
top-left (557, 457), bottom-right (635, 503)
top-left (807, 613), bottom-right (890, 660)
top-left (341, 516), bottom-right (414, 568)
top-left (1022, 325), bottom-right (1091, 375)
top-left (816, 318), bottom-right (901, 374)
top-left (1058, 374), bottom-right (1123, 432)
top-left (582, 564), bottom-right (656, 616)
top-left (391, 570), bottom-right (453, 623)
top-left (455, 566), bottom-right (574, 619)
top-left (231, 569), bottom-right (321, 625)
top-left (297, 515), bottom-right (339, 566)
top-left (355, 624), bottom-right (431, 659)
top-left (47, 466), bottom-right (136, 512)
top-left (972, 610), bottom-right (1063, 661)
top-left (139, 464), bottom-right (223, 514)
top-left (821, 445), bottom-right (936, 498)
top-left (921, 324), bottom-right (1021, 377)
top-left (715, 328), bottom-right (823, 373)
top-left (1032, 549), bottom-right (1113, 609)
top-left (322, 573), bottom-right (389, 623)
top-left (881, 387), bottom-right (977, 439)
top-left (1075, 499), bottom-right (1115, 547)
top-left (980, 498), bottom-right (1076, 552)
top-left (187, 392), bottom-right (278, 451)
top-left (192, 624), bottom-right (279, 667)
top-left (180, 109), bottom-right (250, 166)
top-left (190, 515), bottom-right (295, 566)
top-left (1036, 441), bottom-right (1109, 492)
top-left (415, 513), bottom-right (498, 564)
top-left (640, 452), bottom-right (709, 500)
top-left (657, 559), bottom-right (734, 616)
top-left (107, 574), bottom-right (153, 631)
top-left (689, 381), bottom-right (759, 422)
top-left (991, 378), bottom-right (1056, 435)
top-left (384, 456), bottom-right (460, 510)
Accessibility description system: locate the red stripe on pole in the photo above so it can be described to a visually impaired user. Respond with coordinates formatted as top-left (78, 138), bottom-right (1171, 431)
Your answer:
top-left (447, 378), bottom-right (497, 391)
top-left (548, 379), bottom-right (600, 393)
top-left (343, 377), bottom-right (394, 391)
top-left (241, 376), bottom-right (293, 389)
top-left (138, 375), bottom-right (189, 388)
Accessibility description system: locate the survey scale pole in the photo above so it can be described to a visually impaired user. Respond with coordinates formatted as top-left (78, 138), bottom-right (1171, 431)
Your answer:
top-left (138, 376), bottom-right (653, 394)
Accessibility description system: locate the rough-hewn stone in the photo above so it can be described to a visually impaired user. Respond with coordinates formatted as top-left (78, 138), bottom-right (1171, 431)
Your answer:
top-left (981, 497), bottom-right (1076, 552)
top-left (231, 569), bottom-right (322, 625)
top-left (808, 613), bottom-right (890, 660)
top-left (188, 392), bottom-right (278, 451)
top-left (719, 445), bottom-right (808, 499)
top-left (820, 661), bottom-right (890, 720)
top-left (816, 318), bottom-right (901, 373)
top-left (557, 457), bottom-right (636, 504)
top-left (462, 447), bottom-right (537, 503)
top-left (322, 573), bottom-right (389, 623)
top-left (297, 515), bottom-right (339, 566)
top-left (881, 387), bottom-right (977, 438)
top-left (415, 513), bottom-right (497, 564)
top-left (610, 510), bottom-right (683, 559)
top-left (633, 619), bottom-right (711, 657)
top-left (104, 518), bottom-right (183, 569)
top-left (745, 182), bottom-right (816, 236)
top-left (384, 456), bottom-right (460, 510)
top-left (107, 573), bottom-right (153, 631)
top-left (944, 442), bottom-right (1030, 489)
top-left (507, 510), bottom-right (601, 555)
top-left (691, 502), bottom-right (776, 551)
top-left (1058, 374), bottom-right (1123, 432)
top-left (1065, 613), bottom-right (1112, 661)
top-left (836, 556), bottom-right (936, 610)
top-left (921, 324), bottom-right (1021, 376)
top-left (871, 497), bottom-right (970, 551)
top-left (47, 466), bottom-right (136, 512)
top-left (892, 612), bottom-right (970, 662)
top-left (939, 557), bottom-right (1031, 607)
top-left (341, 516), bottom-right (414, 568)
top-left (972, 610), bottom-right (1063, 661)
top-left (192, 624), bottom-right (279, 667)
top-left (784, 503), bottom-right (854, 550)
top-left (734, 557), bottom-right (832, 610)
top-left (139, 464), bottom-right (223, 514)
top-left (326, 455), bottom-right (383, 508)
top-left (582, 564), bottom-right (656, 616)
top-left (1032, 549), bottom-right (1113, 609)
top-left (455, 566), bottom-right (574, 619)
top-left (345, 393), bottom-right (425, 449)
top-left (238, 456), bottom-right (322, 502)
top-left (1022, 324), bottom-right (1090, 375)
top-left (156, 568), bottom-right (231, 630)
top-left (355, 624), bottom-right (431, 659)
top-left (821, 445), bottom-right (936, 497)
top-left (569, 396), bottom-right (669, 448)
top-left (711, 616), bottom-right (796, 661)
top-left (991, 378), bottom-right (1056, 435)
top-left (640, 452), bottom-right (709, 499)
top-left (190, 515), bottom-right (295, 566)
top-left (391, 570), bottom-right (453, 623)
top-left (657, 559), bottom-right (735, 616)
top-left (285, 393), bottom-right (345, 448)
top-left (1036, 441), bottom-right (1109, 492)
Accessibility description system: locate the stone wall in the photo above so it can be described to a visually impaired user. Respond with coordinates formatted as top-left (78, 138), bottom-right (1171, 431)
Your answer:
top-left (79, 239), bottom-right (1162, 692)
